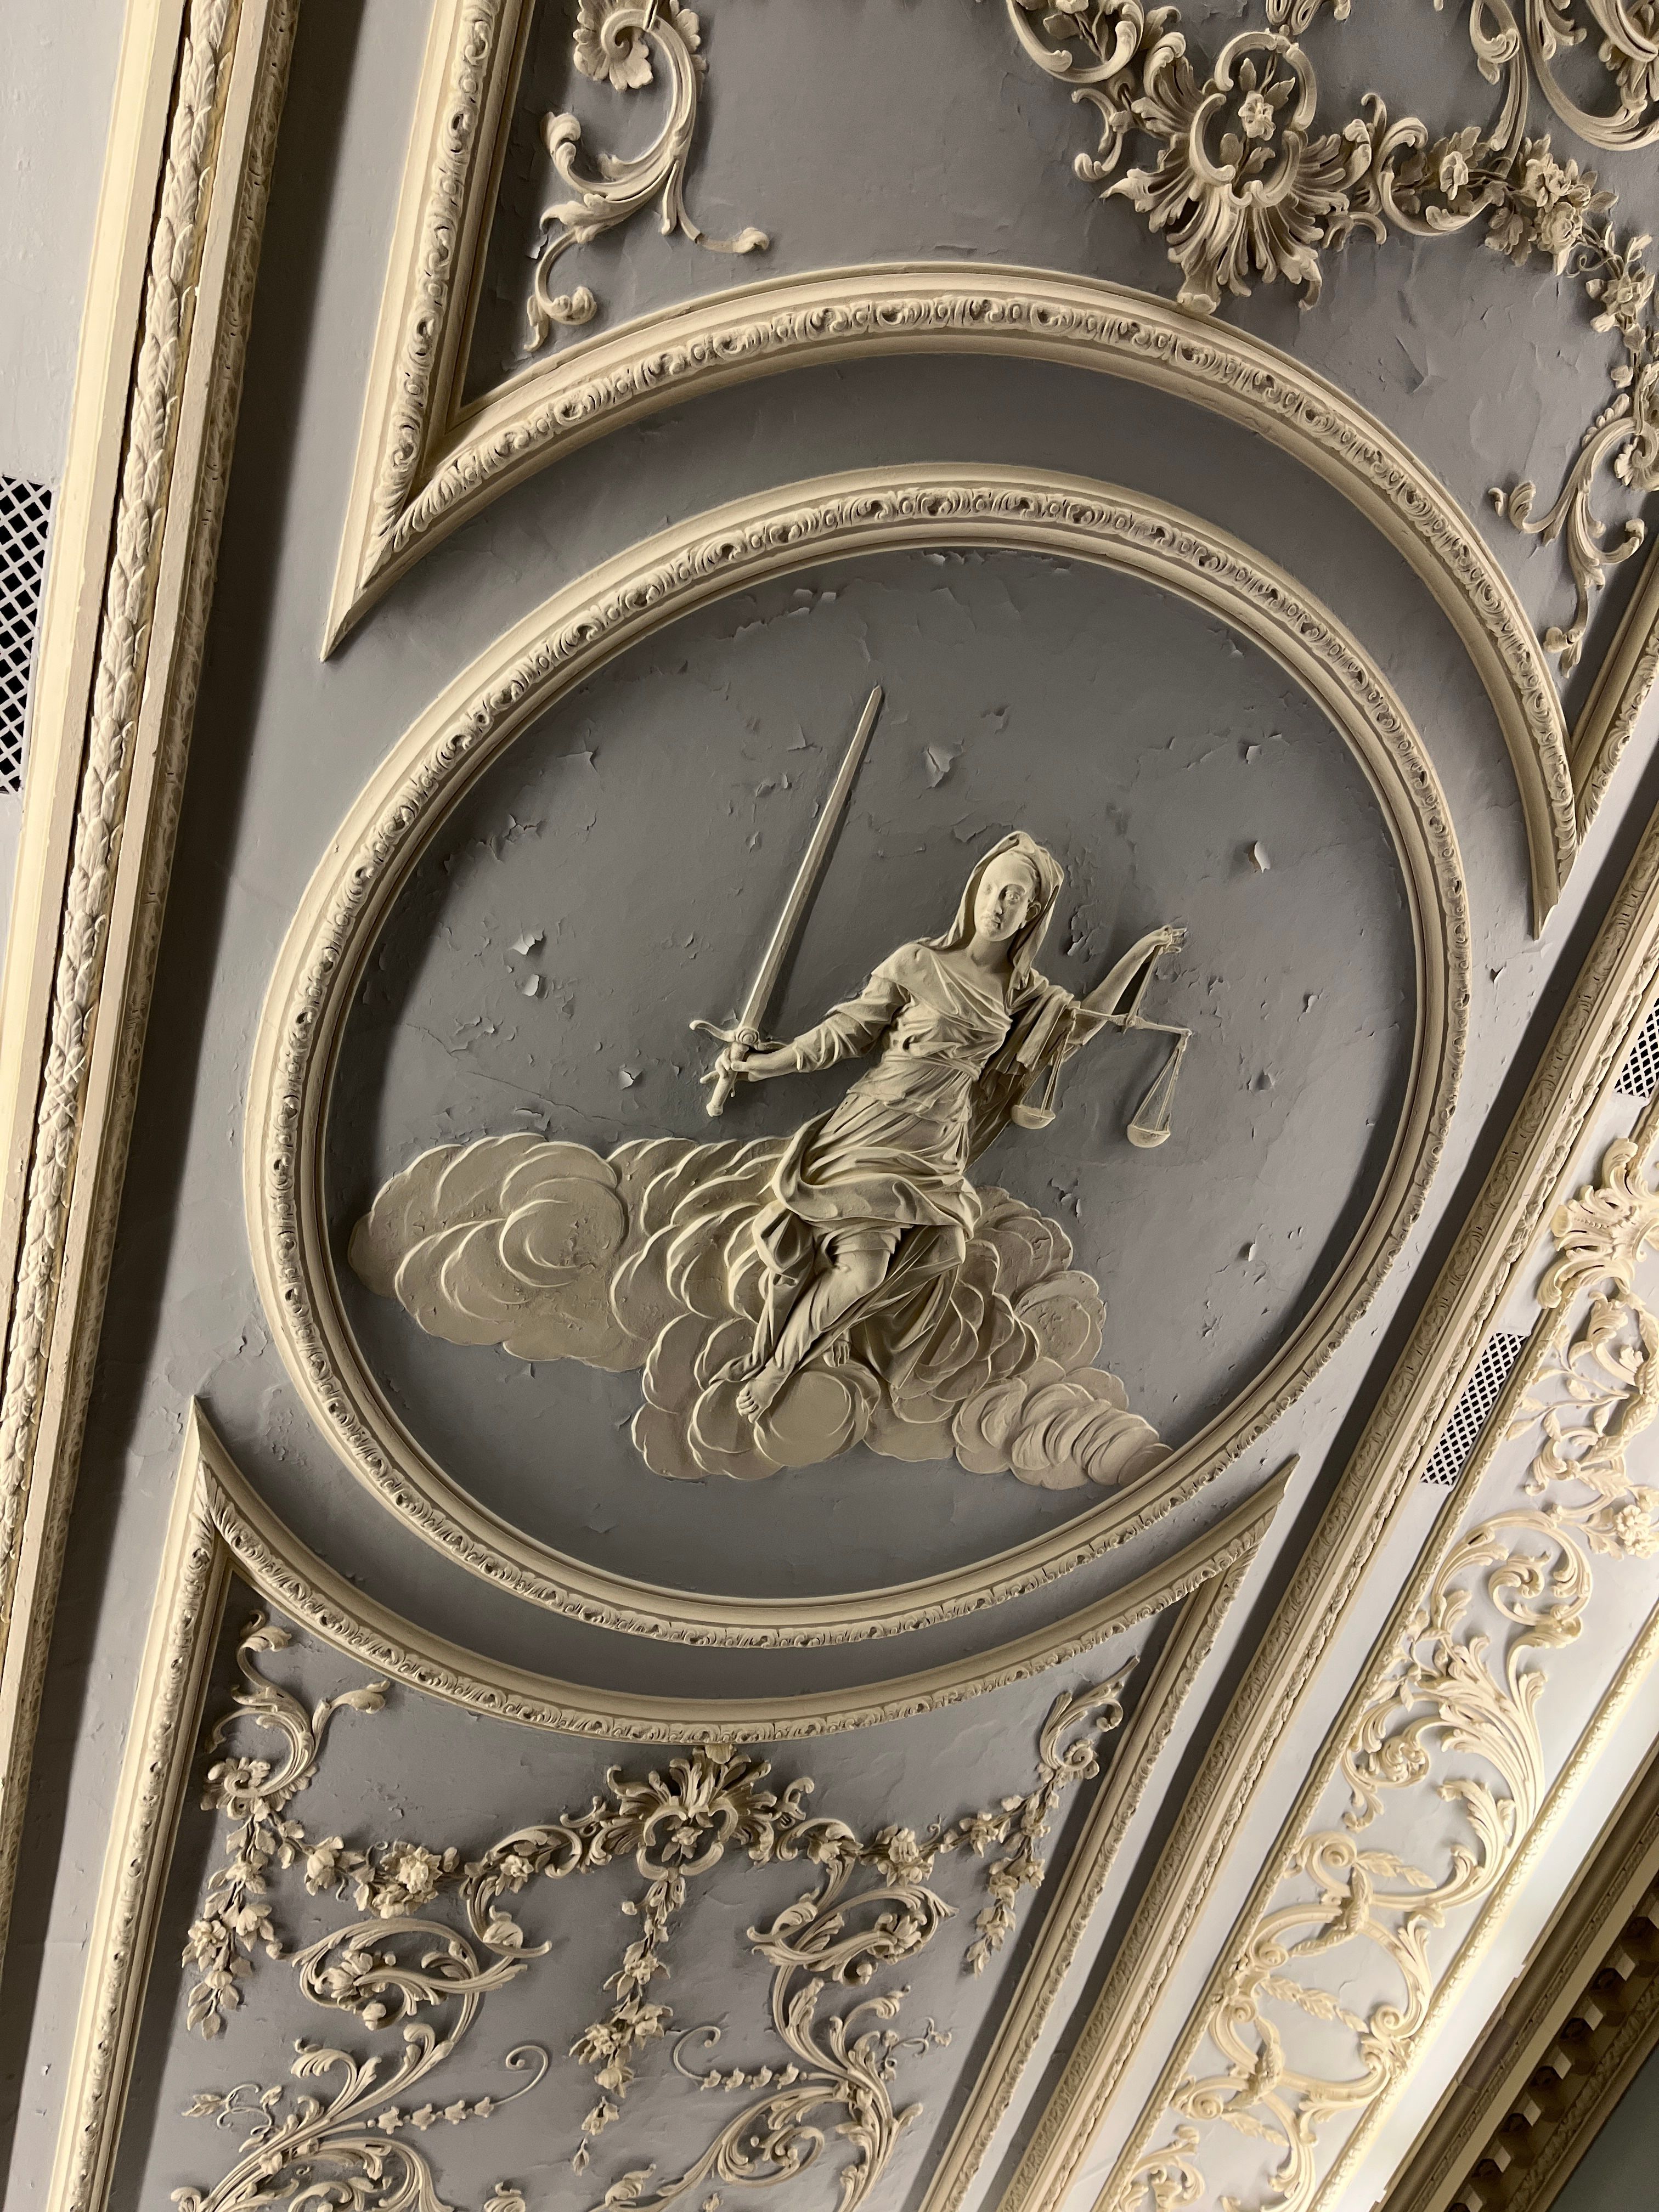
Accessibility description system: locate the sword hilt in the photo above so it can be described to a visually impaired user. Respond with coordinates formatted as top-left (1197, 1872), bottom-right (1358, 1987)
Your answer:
top-left (691, 1020), bottom-right (763, 1118)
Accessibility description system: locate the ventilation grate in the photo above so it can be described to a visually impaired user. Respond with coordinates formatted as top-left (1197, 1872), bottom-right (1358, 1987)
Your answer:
top-left (1617, 1000), bottom-right (1659, 1100)
top-left (1421, 1331), bottom-right (1528, 1486)
top-left (0, 475), bottom-right (52, 795)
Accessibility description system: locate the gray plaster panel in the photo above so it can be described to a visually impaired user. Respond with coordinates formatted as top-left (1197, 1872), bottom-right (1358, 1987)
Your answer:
top-left (8, 1), bottom-right (1659, 2200)
top-left (328, 548), bottom-right (1413, 1601)
top-left (114, 1598), bottom-right (1166, 2212)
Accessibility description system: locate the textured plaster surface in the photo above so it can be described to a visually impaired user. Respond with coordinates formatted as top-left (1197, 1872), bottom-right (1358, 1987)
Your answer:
top-left (331, 547), bottom-right (1412, 1600)
top-left (7, 1), bottom-right (1659, 2208)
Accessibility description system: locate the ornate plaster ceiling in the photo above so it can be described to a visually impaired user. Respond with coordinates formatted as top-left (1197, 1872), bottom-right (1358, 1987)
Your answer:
top-left (7, 5), bottom-right (1659, 2212)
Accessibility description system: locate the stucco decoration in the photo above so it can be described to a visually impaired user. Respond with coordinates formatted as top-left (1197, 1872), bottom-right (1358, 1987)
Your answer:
top-left (44, 1398), bottom-right (1277, 2212)
top-left (998, 806), bottom-right (1659, 2212)
top-left (1001, 1), bottom-right (1659, 691)
top-left (347, 816), bottom-right (1183, 1493)
top-left (1389, 1729), bottom-right (1659, 2212)
top-left (327, 3), bottom-right (1579, 909)
top-left (350, 1128), bottom-right (1169, 1492)
top-left (174, 1620), bottom-right (1133, 2207)
top-left (1090, 1125), bottom-right (1659, 2212)
top-left (1270, 0), bottom-right (1659, 150)
top-left (524, 0), bottom-right (766, 348)
top-left (249, 468), bottom-right (1465, 1653)
top-left (327, 253), bottom-right (1572, 930)
top-left (0, 0), bottom-right (303, 1966)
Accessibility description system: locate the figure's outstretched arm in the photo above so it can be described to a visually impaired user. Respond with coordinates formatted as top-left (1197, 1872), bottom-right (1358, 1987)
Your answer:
top-left (1073, 925), bottom-right (1185, 1036)
top-left (706, 967), bottom-right (905, 1088)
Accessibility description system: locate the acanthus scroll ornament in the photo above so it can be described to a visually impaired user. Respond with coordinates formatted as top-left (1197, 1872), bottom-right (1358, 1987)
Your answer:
top-left (178, 1621), bottom-right (1133, 2211)
top-left (1107, 1132), bottom-right (1659, 2211)
top-left (525, 0), bottom-right (768, 349)
top-left (1001, 0), bottom-right (1659, 671)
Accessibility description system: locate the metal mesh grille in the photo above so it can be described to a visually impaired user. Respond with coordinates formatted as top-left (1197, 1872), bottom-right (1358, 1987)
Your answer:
top-left (1617, 1000), bottom-right (1659, 1099)
top-left (0, 476), bottom-right (52, 794)
top-left (1421, 1331), bottom-right (1528, 1486)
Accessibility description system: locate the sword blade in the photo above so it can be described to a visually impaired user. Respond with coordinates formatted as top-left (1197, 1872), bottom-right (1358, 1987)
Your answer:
top-left (701, 684), bottom-right (883, 1116)
top-left (738, 684), bottom-right (883, 1031)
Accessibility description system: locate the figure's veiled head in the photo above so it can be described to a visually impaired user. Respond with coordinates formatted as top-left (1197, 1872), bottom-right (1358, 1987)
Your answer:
top-left (931, 831), bottom-right (1065, 983)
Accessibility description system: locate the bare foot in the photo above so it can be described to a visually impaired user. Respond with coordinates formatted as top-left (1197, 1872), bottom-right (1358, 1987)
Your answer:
top-left (737, 1364), bottom-right (789, 1421)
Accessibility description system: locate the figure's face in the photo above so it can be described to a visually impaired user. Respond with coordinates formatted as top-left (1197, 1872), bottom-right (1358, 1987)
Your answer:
top-left (974, 853), bottom-right (1041, 943)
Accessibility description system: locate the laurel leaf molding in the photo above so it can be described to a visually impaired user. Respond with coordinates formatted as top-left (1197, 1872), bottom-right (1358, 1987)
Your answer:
top-left (41, 1402), bottom-right (1268, 2212)
top-left (252, 461), bottom-right (1466, 1652)
top-left (996, 724), bottom-right (1659, 2212)
top-left (0, 0), bottom-right (302, 1974)
top-left (1385, 1719), bottom-right (1659, 2212)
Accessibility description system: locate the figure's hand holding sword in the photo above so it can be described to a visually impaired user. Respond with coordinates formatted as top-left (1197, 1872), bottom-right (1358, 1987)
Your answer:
top-left (689, 1021), bottom-right (791, 1098)
top-left (692, 685), bottom-right (885, 1118)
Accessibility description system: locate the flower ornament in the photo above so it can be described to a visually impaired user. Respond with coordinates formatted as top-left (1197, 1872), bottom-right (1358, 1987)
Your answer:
top-left (371, 1842), bottom-right (455, 1914)
top-left (572, 1), bottom-right (701, 93)
top-left (952, 1808), bottom-right (1011, 1855)
top-left (1588, 241), bottom-right (1656, 336)
top-left (1611, 1489), bottom-right (1659, 1556)
top-left (1437, 141), bottom-right (1471, 198)
top-left (1486, 137), bottom-right (1615, 270)
top-left (1113, 32), bottom-right (1370, 311)
top-left (1235, 82), bottom-right (1281, 142)
top-left (866, 1825), bottom-right (939, 1886)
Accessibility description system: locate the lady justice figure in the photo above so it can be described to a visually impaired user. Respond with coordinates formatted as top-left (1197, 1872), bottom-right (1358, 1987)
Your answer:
top-left (700, 832), bottom-right (1184, 1424)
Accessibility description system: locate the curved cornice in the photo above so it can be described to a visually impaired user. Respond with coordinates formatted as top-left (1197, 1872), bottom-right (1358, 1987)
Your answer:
top-left (328, 261), bottom-right (1573, 926)
top-left (191, 1405), bottom-right (1288, 1741)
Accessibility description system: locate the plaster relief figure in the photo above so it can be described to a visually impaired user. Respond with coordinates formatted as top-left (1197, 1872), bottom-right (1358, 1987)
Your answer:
top-left (697, 833), bottom-right (1183, 1432)
top-left (350, 702), bottom-right (1189, 1492)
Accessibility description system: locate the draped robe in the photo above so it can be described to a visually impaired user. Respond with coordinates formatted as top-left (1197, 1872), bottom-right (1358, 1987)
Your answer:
top-left (748, 940), bottom-right (1098, 1380)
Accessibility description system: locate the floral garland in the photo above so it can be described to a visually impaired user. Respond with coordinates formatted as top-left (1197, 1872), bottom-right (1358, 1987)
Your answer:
top-left (1003, 0), bottom-right (1659, 670)
top-left (178, 1631), bottom-right (1132, 2210)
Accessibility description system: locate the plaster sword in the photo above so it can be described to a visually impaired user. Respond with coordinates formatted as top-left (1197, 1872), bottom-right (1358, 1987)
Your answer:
top-left (692, 685), bottom-right (884, 1118)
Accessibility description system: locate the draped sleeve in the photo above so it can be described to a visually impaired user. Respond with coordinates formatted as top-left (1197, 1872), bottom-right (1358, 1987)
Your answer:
top-left (785, 955), bottom-right (908, 1073)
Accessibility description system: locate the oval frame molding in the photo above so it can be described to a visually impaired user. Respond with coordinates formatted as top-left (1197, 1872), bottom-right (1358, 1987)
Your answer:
top-left (251, 465), bottom-right (1469, 1647)
top-left (331, 256), bottom-right (1571, 926)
